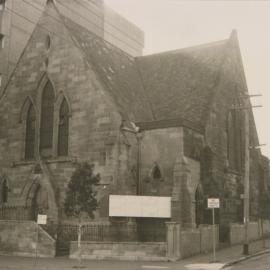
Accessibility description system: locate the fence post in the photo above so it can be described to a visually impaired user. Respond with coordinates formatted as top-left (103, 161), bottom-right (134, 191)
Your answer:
top-left (166, 222), bottom-right (181, 259)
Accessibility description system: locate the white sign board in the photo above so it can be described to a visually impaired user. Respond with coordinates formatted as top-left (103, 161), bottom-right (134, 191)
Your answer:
top-left (207, 198), bottom-right (220, 209)
top-left (37, 214), bottom-right (47, 225)
top-left (109, 195), bottom-right (171, 218)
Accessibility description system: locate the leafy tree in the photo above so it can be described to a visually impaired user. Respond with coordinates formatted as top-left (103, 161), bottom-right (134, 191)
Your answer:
top-left (64, 162), bottom-right (100, 267)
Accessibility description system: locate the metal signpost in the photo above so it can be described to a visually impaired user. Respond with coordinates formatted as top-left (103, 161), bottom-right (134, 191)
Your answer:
top-left (207, 198), bottom-right (220, 263)
top-left (35, 214), bottom-right (47, 265)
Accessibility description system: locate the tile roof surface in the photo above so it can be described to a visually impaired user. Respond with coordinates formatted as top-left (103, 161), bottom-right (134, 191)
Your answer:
top-left (65, 17), bottom-right (230, 128)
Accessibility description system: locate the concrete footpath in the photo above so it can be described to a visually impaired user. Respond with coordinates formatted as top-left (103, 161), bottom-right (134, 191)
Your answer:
top-left (1, 238), bottom-right (270, 270)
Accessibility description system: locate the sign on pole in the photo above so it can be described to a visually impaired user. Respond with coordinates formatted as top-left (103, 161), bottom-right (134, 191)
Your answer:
top-left (207, 198), bottom-right (220, 209)
top-left (37, 214), bottom-right (47, 225)
top-left (35, 214), bottom-right (47, 265)
top-left (207, 198), bottom-right (220, 263)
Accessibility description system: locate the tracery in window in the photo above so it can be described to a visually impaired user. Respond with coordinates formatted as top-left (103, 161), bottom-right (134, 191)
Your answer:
top-left (57, 98), bottom-right (69, 156)
top-left (40, 81), bottom-right (55, 157)
top-left (25, 103), bottom-right (36, 160)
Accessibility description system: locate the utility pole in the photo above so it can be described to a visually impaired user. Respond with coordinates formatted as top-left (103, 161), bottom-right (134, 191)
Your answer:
top-left (235, 93), bottom-right (262, 255)
top-left (136, 133), bottom-right (143, 195)
top-left (243, 100), bottom-right (250, 255)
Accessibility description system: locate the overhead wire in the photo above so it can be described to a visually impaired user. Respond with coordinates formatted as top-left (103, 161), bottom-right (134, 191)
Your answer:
top-left (4, 6), bottom-right (74, 44)
top-left (32, 0), bottom-right (143, 47)
top-left (13, 0), bottom-right (141, 53)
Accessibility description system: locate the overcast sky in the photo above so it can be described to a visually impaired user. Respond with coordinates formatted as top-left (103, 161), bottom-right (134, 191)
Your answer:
top-left (105, 0), bottom-right (270, 158)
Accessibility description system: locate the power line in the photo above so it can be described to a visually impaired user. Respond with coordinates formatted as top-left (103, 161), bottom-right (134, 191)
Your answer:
top-left (22, 0), bottom-right (65, 26)
top-left (22, 0), bottom-right (142, 52)
top-left (56, 1), bottom-right (142, 51)
top-left (4, 6), bottom-right (75, 44)
top-left (17, 0), bottom-right (140, 51)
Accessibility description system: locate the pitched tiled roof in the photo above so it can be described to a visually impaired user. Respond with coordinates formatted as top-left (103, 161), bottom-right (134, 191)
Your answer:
top-left (64, 17), bottom-right (154, 123)
top-left (65, 16), bottom-right (230, 128)
top-left (136, 40), bottom-right (228, 126)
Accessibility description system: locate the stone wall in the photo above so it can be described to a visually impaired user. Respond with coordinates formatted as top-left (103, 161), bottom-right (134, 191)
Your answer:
top-left (0, 220), bottom-right (55, 257)
top-left (69, 241), bottom-right (167, 261)
top-left (166, 222), bottom-right (218, 259)
top-left (0, 0), bottom-right (143, 93)
top-left (139, 127), bottom-right (183, 197)
top-left (137, 127), bottom-right (201, 226)
top-left (0, 4), bottom-right (124, 222)
top-left (180, 225), bottom-right (219, 258)
top-left (229, 221), bottom-right (262, 245)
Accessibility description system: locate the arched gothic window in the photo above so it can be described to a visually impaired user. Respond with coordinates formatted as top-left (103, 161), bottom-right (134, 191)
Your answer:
top-left (227, 110), bottom-right (243, 171)
top-left (40, 81), bottom-right (55, 157)
top-left (1, 179), bottom-right (8, 204)
top-left (25, 103), bottom-right (36, 160)
top-left (152, 164), bottom-right (162, 180)
top-left (58, 99), bottom-right (69, 156)
top-left (195, 187), bottom-right (204, 227)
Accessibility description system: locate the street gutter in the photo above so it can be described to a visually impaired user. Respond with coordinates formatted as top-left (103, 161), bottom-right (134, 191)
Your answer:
top-left (222, 248), bottom-right (270, 269)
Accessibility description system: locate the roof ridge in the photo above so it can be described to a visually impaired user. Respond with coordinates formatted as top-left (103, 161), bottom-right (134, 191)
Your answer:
top-left (139, 38), bottom-right (229, 59)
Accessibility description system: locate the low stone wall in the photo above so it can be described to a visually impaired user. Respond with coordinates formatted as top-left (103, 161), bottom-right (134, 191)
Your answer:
top-left (229, 222), bottom-right (261, 245)
top-left (262, 220), bottom-right (270, 236)
top-left (69, 241), bottom-right (167, 261)
top-left (199, 225), bottom-right (219, 253)
top-left (180, 225), bottom-right (219, 258)
top-left (0, 220), bottom-right (55, 257)
top-left (180, 229), bottom-right (200, 258)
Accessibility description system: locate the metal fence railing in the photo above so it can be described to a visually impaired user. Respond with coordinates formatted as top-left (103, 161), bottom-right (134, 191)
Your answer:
top-left (55, 223), bottom-right (138, 242)
top-left (0, 206), bottom-right (167, 243)
top-left (0, 206), bottom-right (33, 221)
top-left (42, 221), bottom-right (166, 243)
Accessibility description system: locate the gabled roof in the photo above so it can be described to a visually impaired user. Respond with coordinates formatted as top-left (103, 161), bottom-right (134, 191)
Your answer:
top-left (65, 15), bottom-right (232, 129)
top-left (2, 1), bottom-right (246, 133)
top-left (64, 17), bottom-right (154, 123)
top-left (136, 40), bottom-right (229, 126)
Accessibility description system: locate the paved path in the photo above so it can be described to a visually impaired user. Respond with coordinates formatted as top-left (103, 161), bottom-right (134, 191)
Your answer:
top-left (0, 238), bottom-right (270, 270)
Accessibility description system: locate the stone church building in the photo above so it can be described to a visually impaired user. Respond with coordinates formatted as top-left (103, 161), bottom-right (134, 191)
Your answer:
top-left (0, 0), bottom-right (269, 241)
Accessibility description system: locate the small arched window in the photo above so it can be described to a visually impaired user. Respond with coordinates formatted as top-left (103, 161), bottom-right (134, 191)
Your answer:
top-left (25, 103), bottom-right (36, 160)
top-left (40, 81), bottom-right (55, 157)
top-left (58, 99), bottom-right (69, 156)
top-left (45, 34), bottom-right (51, 51)
top-left (152, 164), bottom-right (162, 180)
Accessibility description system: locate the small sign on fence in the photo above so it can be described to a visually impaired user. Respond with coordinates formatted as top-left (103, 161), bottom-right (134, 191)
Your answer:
top-left (37, 214), bottom-right (47, 225)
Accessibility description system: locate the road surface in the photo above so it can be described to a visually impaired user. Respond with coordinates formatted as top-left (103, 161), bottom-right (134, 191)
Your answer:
top-left (228, 253), bottom-right (270, 270)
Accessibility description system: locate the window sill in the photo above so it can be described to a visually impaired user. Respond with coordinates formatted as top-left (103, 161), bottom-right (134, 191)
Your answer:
top-left (12, 156), bottom-right (77, 167)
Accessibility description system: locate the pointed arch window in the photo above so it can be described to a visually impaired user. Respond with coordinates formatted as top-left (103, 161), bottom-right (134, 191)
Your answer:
top-left (227, 110), bottom-right (243, 171)
top-left (58, 98), bottom-right (69, 156)
top-left (152, 164), bottom-right (162, 180)
top-left (1, 179), bottom-right (8, 204)
top-left (40, 81), bottom-right (55, 157)
top-left (25, 103), bottom-right (36, 160)
top-left (195, 187), bottom-right (204, 227)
